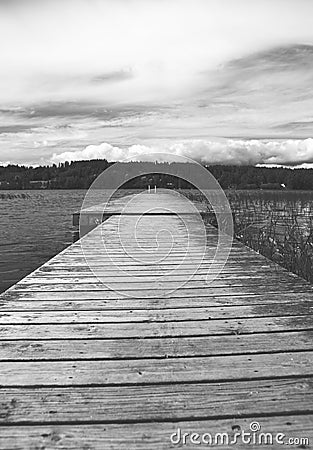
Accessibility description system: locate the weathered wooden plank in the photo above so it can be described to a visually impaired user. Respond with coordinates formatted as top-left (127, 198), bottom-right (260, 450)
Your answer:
top-left (36, 255), bottom-right (289, 268)
top-left (54, 250), bottom-right (255, 259)
top-left (0, 315), bottom-right (312, 340)
top-left (0, 378), bottom-right (312, 423)
top-left (1, 292), bottom-right (313, 310)
top-left (35, 266), bottom-right (286, 276)
top-left (0, 285), bottom-right (312, 305)
top-left (19, 273), bottom-right (282, 285)
top-left (0, 351), bottom-right (312, 386)
top-left (39, 254), bottom-right (283, 263)
top-left (0, 416), bottom-right (312, 450)
top-left (10, 279), bottom-right (311, 293)
top-left (40, 255), bottom-right (277, 265)
top-left (0, 302), bottom-right (312, 323)
top-left (20, 272), bottom-right (301, 285)
top-left (0, 331), bottom-right (312, 361)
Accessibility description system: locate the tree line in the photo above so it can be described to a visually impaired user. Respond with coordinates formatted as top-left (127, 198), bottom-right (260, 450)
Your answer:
top-left (0, 159), bottom-right (313, 190)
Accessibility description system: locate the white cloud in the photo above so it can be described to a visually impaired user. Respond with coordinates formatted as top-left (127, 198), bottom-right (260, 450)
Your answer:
top-left (50, 138), bottom-right (313, 166)
top-left (1, 1), bottom-right (313, 163)
top-left (1, 0), bottom-right (313, 107)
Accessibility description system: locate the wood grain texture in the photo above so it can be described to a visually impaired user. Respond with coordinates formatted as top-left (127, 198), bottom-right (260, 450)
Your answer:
top-left (0, 301), bottom-right (312, 323)
top-left (0, 416), bottom-right (312, 450)
top-left (0, 315), bottom-right (312, 340)
top-left (0, 378), bottom-right (312, 423)
top-left (1, 330), bottom-right (313, 361)
top-left (0, 351), bottom-right (312, 386)
top-left (0, 192), bottom-right (312, 448)
top-left (1, 292), bottom-right (313, 310)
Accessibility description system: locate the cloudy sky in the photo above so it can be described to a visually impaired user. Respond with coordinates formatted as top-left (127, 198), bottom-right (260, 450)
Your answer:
top-left (1, 0), bottom-right (313, 166)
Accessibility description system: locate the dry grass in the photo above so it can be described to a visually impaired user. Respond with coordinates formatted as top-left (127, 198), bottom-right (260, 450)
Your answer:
top-left (183, 189), bottom-right (313, 283)
top-left (0, 192), bottom-right (31, 199)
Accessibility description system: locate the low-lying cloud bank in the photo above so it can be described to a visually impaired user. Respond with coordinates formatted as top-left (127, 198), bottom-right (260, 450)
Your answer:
top-left (50, 138), bottom-right (313, 167)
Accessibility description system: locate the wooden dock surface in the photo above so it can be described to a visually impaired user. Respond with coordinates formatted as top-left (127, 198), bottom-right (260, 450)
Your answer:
top-left (0, 192), bottom-right (312, 449)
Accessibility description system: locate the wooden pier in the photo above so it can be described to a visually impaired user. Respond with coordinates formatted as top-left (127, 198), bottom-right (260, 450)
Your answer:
top-left (0, 192), bottom-right (312, 449)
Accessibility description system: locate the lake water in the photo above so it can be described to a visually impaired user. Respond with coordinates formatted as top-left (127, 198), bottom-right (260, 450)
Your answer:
top-left (0, 190), bottom-right (86, 293)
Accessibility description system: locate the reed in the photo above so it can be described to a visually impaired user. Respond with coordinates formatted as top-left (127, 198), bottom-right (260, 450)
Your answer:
top-left (0, 192), bottom-right (31, 199)
top-left (183, 189), bottom-right (313, 283)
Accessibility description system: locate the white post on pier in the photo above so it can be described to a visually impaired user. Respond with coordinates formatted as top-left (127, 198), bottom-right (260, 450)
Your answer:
top-left (148, 185), bottom-right (151, 193)
top-left (154, 185), bottom-right (157, 193)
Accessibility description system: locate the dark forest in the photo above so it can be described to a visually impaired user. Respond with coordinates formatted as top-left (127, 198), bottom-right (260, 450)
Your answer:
top-left (0, 160), bottom-right (313, 190)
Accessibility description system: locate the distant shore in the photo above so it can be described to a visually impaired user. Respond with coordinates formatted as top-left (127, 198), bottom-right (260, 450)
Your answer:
top-left (1, 160), bottom-right (313, 190)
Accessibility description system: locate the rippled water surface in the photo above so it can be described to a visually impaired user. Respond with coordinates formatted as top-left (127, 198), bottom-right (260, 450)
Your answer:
top-left (0, 190), bottom-right (86, 293)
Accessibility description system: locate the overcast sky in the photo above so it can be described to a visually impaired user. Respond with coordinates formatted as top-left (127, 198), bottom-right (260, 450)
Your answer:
top-left (1, 0), bottom-right (313, 166)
